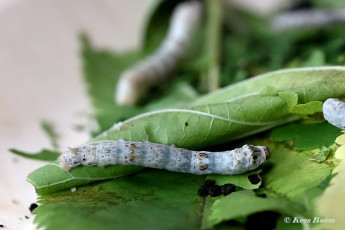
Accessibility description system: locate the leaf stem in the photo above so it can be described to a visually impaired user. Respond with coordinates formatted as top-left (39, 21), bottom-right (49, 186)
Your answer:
top-left (201, 0), bottom-right (223, 93)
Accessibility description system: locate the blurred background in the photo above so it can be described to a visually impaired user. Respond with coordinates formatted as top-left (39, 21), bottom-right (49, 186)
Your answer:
top-left (0, 0), bottom-right (297, 229)
top-left (0, 0), bottom-right (151, 229)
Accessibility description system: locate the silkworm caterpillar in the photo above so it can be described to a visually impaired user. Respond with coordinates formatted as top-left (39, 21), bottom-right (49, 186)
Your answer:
top-left (58, 141), bottom-right (270, 175)
top-left (272, 9), bottom-right (345, 31)
top-left (115, 1), bottom-right (202, 105)
top-left (323, 98), bottom-right (345, 129)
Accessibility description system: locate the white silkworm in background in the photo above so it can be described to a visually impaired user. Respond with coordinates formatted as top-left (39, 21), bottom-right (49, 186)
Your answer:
top-left (115, 1), bottom-right (202, 105)
top-left (272, 9), bottom-right (345, 31)
top-left (323, 98), bottom-right (345, 129)
top-left (59, 141), bottom-right (270, 175)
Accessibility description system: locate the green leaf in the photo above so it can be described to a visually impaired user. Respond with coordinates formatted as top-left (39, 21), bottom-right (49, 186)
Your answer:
top-left (41, 120), bottom-right (59, 149)
top-left (27, 67), bottom-right (345, 193)
top-left (310, 146), bottom-right (333, 163)
top-left (271, 122), bottom-right (342, 150)
top-left (27, 163), bottom-right (142, 195)
top-left (34, 170), bottom-right (205, 230)
top-left (207, 170), bottom-right (262, 190)
top-left (91, 94), bottom-right (292, 148)
top-left (204, 190), bottom-right (304, 228)
top-left (10, 149), bottom-right (60, 162)
top-left (300, 49), bottom-right (325, 67)
top-left (81, 36), bottom-right (143, 133)
top-left (200, 0), bottom-right (223, 92)
top-left (32, 138), bottom-right (339, 229)
top-left (257, 141), bottom-right (337, 204)
top-left (193, 67), bottom-right (345, 105)
top-left (277, 91), bottom-right (323, 116)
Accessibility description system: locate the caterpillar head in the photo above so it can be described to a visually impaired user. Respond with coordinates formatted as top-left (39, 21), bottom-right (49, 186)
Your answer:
top-left (59, 145), bottom-right (98, 171)
top-left (58, 147), bottom-right (80, 171)
top-left (245, 145), bottom-right (270, 167)
top-left (231, 145), bottom-right (270, 174)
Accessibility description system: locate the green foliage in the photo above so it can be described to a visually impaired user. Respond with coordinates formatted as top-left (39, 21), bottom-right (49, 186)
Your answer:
top-left (207, 170), bottom-right (262, 190)
top-left (277, 91), bottom-right (323, 116)
top-left (193, 67), bottom-right (345, 105)
top-left (28, 163), bottom-right (142, 195)
top-left (271, 122), bottom-right (342, 150)
top-left (19, 0), bottom-right (345, 229)
top-left (81, 36), bottom-right (197, 134)
top-left (10, 149), bottom-right (60, 162)
top-left (32, 139), bottom-right (337, 230)
top-left (34, 170), bottom-right (205, 230)
top-left (81, 36), bottom-right (143, 133)
top-left (311, 146), bottom-right (333, 163)
top-left (41, 120), bottom-right (59, 149)
top-left (204, 190), bottom-right (303, 228)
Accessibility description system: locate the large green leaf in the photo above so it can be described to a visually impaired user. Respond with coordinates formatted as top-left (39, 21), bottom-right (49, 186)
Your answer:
top-left (33, 170), bottom-right (205, 230)
top-left (193, 67), bottom-right (345, 105)
top-left (27, 67), bottom-right (345, 194)
top-left (32, 136), bottom-right (338, 230)
top-left (27, 163), bottom-right (142, 194)
top-left (10, 149), bottom-right (60, 162)
top-left (271, 122), bottom-right (342, 150)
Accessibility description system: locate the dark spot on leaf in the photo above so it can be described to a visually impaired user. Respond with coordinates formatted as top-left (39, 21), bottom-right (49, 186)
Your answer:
top-left (204, 180), bottom-right (216, 187)
top-left (197, 180), bottom-right (216, 197)
top-left (257, 193), bottom-right (267, 198)
top-left (248, 174), bottom-right (261, 185)
top-left (184, 122), bottom-right (189, 127)
top-left (245, 211), bottom-right (281, 230)
top-left (29, 203), bottom-right (38, 213)
top-left (208, 185), bottom-right (221, 197)
top-left (220, 184), bottom-right (235, 196)
top-left (198, 186), bottom-right (209, 196)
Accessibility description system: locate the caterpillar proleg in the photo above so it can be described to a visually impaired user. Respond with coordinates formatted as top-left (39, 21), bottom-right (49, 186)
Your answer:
top-left (58, 141), bottom-right (270, 175)
top-left (115, 1), bottom-right (202, 105)
top-left (323, 98), bottom-right (345, 129)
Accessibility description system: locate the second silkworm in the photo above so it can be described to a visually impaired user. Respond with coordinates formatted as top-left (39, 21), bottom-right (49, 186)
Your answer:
top-left (115, 1), bottom-right (202, 105)
top-left (59, 141), bottom-right (270, 175)
top-left (323, 98), bottom-right (345, 129)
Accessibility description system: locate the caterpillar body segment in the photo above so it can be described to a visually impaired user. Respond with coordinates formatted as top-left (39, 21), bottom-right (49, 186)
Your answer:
top-left (323, 98), bottom-right (345, 129)
top-left (59, 141), bottom-right (270, 175)
top-left (115, 1), bottom-right (203, 105)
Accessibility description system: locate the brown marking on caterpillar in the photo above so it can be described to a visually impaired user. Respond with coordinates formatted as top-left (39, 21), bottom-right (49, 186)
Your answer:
top-left (198, 153), bottom-right (208, 159)
top-left (130, 143), bottom-right (137, 150)
top-left (68, 147), bottom-right (78, 155)
top-left (128, 153), bottom-right (136, 162)
top-left (198, 163), bottom-right (208, 171)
